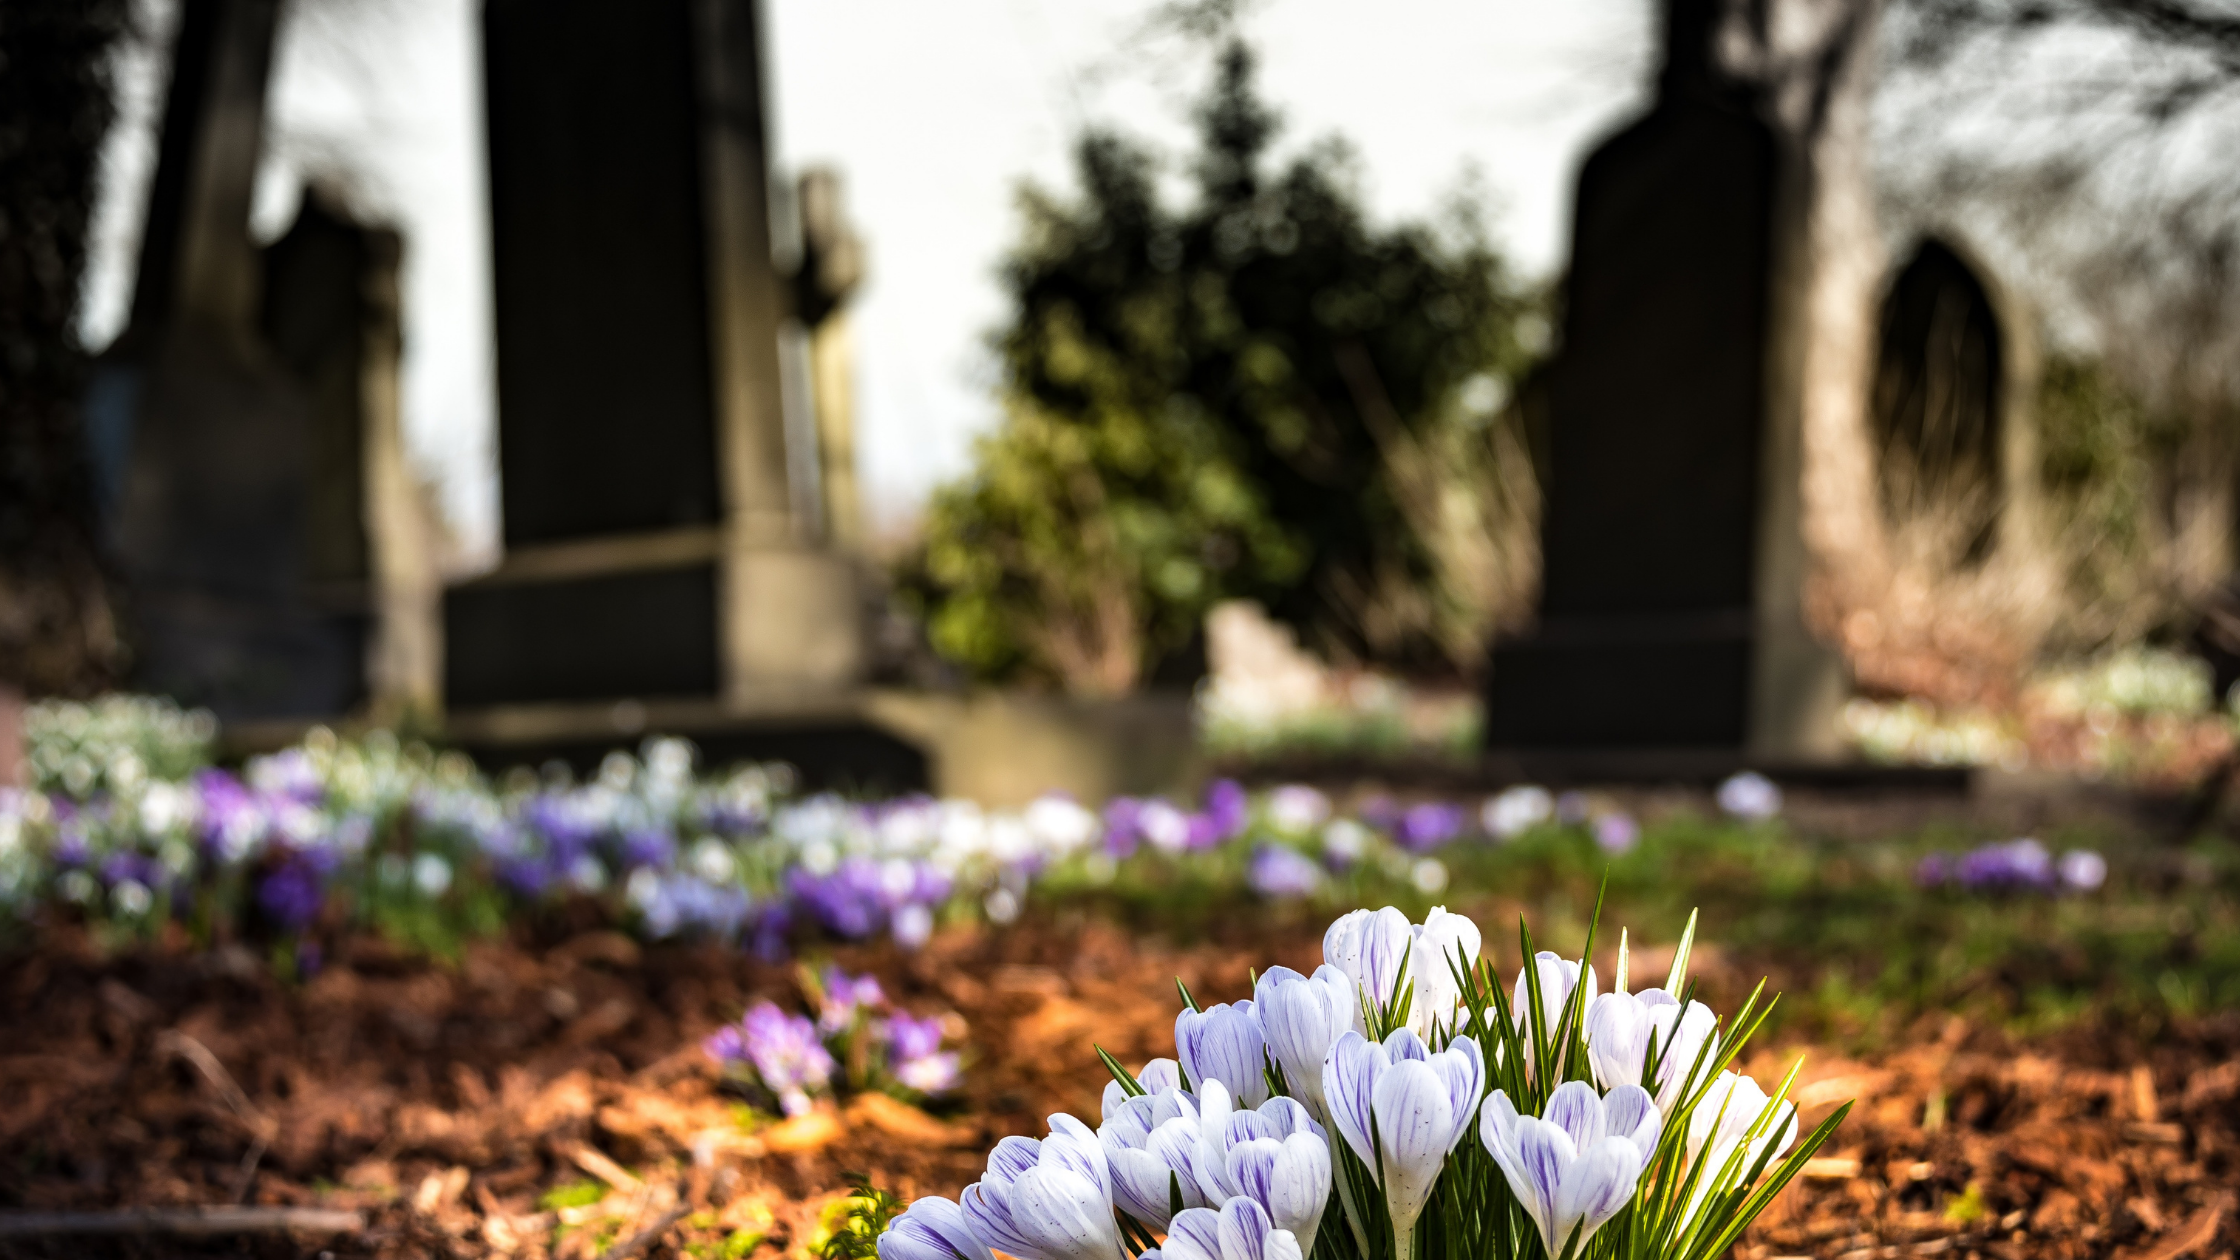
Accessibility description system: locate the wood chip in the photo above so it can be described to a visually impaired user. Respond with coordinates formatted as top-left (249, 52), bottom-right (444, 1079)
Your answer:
top-left (569, 1143), bottom-right (643, 1195)
top-left (1803, 1157), bottom-right (1863, 1179)
top-left (846, 1091), bottom-right (978, 1146)
top-left (760, 1108), bottom-right (844, 1153)
top-left (2124, 1203), bottom-right (2226, 1260)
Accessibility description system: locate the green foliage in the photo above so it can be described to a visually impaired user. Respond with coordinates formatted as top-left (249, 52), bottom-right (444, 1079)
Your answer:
top-left (538, 1180), bottom-right (606, 1211)
top-left (905, 37), bottom-right (1542, 692)
top-left (813, 1177), bottom-right (905, 1260)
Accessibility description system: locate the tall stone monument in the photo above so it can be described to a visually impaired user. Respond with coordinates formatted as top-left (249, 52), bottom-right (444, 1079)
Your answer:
top-left (447, 0), bottom-right (865, 713)
top-left (1484, 0), bottom-right (1872, 755)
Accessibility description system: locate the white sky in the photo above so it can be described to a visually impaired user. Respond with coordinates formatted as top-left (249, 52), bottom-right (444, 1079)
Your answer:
top-left (80, 0), bottom-right (1656, 559)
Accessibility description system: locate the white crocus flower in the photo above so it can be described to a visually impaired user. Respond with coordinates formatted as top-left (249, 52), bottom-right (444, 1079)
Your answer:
top-left (1176, 1001), bottom-right (1270, 1106)
top-left (1324, 905), bottom-right (1484, 1040)
top-left (1678, 1072), bottom-right (1799, 1232)
top-left (1321, 1028), bottom-right (1484, 1260)
top-left (1480, 1082), bottom-right (1660, 1260)
top-left (1513, 951), bottom-right (1598, 1078)
top-left (1101, 1057), bottom-right (1184, 1122)
top-left (1098, 1086), bottom-right (1204, 1226)
top-left (1188, 1079), bottom-right (1331, 1251)
top-left (961, 1115), bottom-right (1126, 1260)
top-left (1585, 987), bottom-right (1720, 1111)
top-left (1149, 1198), bottom-right (1304, 1260)
top-left (1253, 965), bottom-right (1353, 1120)
top-left (878, 1196), bottom-right (995, 1260)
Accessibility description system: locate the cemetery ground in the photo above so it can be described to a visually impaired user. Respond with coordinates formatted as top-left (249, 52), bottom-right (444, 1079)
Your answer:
top-left (2, 797), bottom-right (2237, 1260)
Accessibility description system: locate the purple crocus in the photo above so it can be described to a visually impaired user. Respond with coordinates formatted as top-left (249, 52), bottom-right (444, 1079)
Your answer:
top-left (820, 967), bottom-right (887, 1032)
top-left (1204, 779), bottom-right (1250, 841)
top-left (1248, 845), bottom-right (1326, 900)
top-left (1102, 797), bottom-right (1146, 858)
top-left (257, 856), bottom-right (327, 931)
top-left (1395, 802), bottom-right (1465, 852)
top-left (705, 1001), bottom-right (836, 1116)
top-left (886, 1011), bottom-right (961, 1095)
top-left (1593, 812), bottom-right (1640, 856)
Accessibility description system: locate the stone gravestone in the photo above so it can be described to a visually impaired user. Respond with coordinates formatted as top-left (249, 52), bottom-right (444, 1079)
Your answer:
top-left (447, 0), bottom-right (865, 714)
top-left (91, 0), bottom-right (352, 720)
top-left (1484, 0), bottom-right (1857, 755)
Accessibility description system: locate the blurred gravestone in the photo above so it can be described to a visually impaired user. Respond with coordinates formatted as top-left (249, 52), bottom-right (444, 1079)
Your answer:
top-left (89, 0), bottom-right (429, 723)
top-left (94, 0), bottom-right (363, 720)
top-left (1485, 0), bottom-right (1863, 755)
top-left (448, 0), bottom-right (864, 712)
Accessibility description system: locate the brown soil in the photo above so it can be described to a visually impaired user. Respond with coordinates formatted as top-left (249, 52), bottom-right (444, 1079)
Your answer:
top-left (0, 918), bottom-right (2233, 1260)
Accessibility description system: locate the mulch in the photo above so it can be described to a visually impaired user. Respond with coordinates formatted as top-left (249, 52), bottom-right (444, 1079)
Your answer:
top-left (0, 915), bottom-right (2233, 1260)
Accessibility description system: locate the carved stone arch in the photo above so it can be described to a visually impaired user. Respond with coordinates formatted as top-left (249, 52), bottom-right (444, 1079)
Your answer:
top-left (1868, 235), bottom-right (2042, 566)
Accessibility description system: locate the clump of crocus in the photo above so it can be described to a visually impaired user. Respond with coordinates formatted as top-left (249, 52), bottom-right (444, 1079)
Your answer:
top-left (873, 904), bottom-right (1849, 1260)
top-left (709, 966), bottom-right (965, 1116)
top-left (705, 1002), bottom-right (836, 1117)
top-left (1917, 838), bottom-right (2107, 895)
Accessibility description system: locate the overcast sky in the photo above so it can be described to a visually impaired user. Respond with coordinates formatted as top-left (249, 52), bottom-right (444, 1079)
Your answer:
top-left (79, 0), bottom-right (1656, 561)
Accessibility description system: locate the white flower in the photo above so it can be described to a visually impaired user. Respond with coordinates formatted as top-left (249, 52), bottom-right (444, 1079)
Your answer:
top-left (1321, 1028), bottom-right (1484, 1258)
top-left (1026, 795), bottom-right (1100, 854)
top-left (1253, 965), bottom-right (1354, 1120)
top-left (1716, 772), bottom-right (1781, 820)
top-left (962, 1116), bottom-right (1124, 1260)
top-left (1483, 786), bottom-right (1554, 839)
top-left (412, 852), bottom-right (453, 897)
top-left (1266, 786), bottom-right (1331, 835)
top-left (878, 1196), bottom-right (994, 1260)
top-left (1175, 1001), bottom-right (1269, 1106)
top-left (1512, 950), bottom-right (1597, 1077)
top-left (1585, 988), bottom-right (1719, 1111)
top-left (1324, 905), bottom-right (1482, 1040)
top-left (1480, 1081), bottom-right (1659, 1259)
top-left (1153, 1198), bottom-right (1303, 1260)
top-left (1188, 1079), bottom-right (1330, 1250)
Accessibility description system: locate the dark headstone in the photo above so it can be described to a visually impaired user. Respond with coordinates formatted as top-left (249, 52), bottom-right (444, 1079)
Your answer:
top-left (481, 0), bottom-right (722, 546)
top-left (1485, 0), bottom-right (1842, 752)
top-left (98, 0), bottom-right (374, 719)
top-left (450, 0), bottom-right (864, 711)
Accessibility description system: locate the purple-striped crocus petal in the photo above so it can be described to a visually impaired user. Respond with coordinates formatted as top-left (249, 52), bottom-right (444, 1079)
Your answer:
top-left (1214, 1198), bottom-right (1277, 1260)
top-left (1381, 1027), bottom-right (1430, 1063)
top-left (1176, 1002), bottom-right (1270, 1107)
top-left (1371, 1059), bottom-right (1456, 1240)
top-left (1256, 1096), bottom-right (1323, 1141)
top-left (1224, 1132), bottom-right (1330, 1253)
top-left (961, 1180), bottom-right (1040, 1260)
top-left (879, 1196), bottom-right (995, 1260)
top-left (1255, 965), bottom-right (1354, 1120)
top-left (1009, 1164), bottom-right (1123, 1260)
top-left (988, 1136), bottom-right (1042, 1187)
top-left (1586, 991), bottom-right (1655, 1091)
top-left (1479, 1095), bottom-right (1548, 1251)
top-left (1161, 1208), bottom-right (1223, 1260)
top-left (1323, 908), bottom-right (1414, 1031)
top-left (1321, 1031), bottom-right (1384, 1177)
top-left (1429, 1036), bottom-right (1485, 1150)
top-left (1139, 1059), bottom-right (1183, 1095)
top-left (1550, 1138), bottom-right (1646, 1256)
top-left (1188, 1081), bottom-right (1240, 1203)
top-left (1513, 1120), bottom-right (1578, 1256)
top-left (1109, 1145), bottom-right (1178, 1227)
top-left (1602, 1084), bottom-right (1663, 1160)
top-left (1543, 1081), bottom-right (1606, 1153)
top-left (1042, 1119), bottom-right (1111, 1203)
top-left (1146, 1118), bottom-right (1216, 1212)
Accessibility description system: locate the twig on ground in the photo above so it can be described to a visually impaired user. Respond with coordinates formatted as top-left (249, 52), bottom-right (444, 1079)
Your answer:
top-left (0, 1207), bottom-right (364, 1238)
top-left (156, 1029), bottom-right (277, 1203)
top-left (596, 1203), bottom-right (691, 1260)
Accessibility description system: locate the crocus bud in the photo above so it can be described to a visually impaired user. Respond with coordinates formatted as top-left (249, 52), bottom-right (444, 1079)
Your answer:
top-left (879, 1196), bottom-right (995, 1260)
top-left (1176, 1002), bottom-right (1270, 1106)
top-left (1323, 907), bottom-right (1414, 1032)
top-left (1321, 1028), bottom-right (1484, 1259)
top-left (1586, 987), bottom-right (1720, 1111)
top-left (1479, 1082), bottom-right (1654, 1260)
top-left (1253, 965), bottom-right (1353, 1120)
